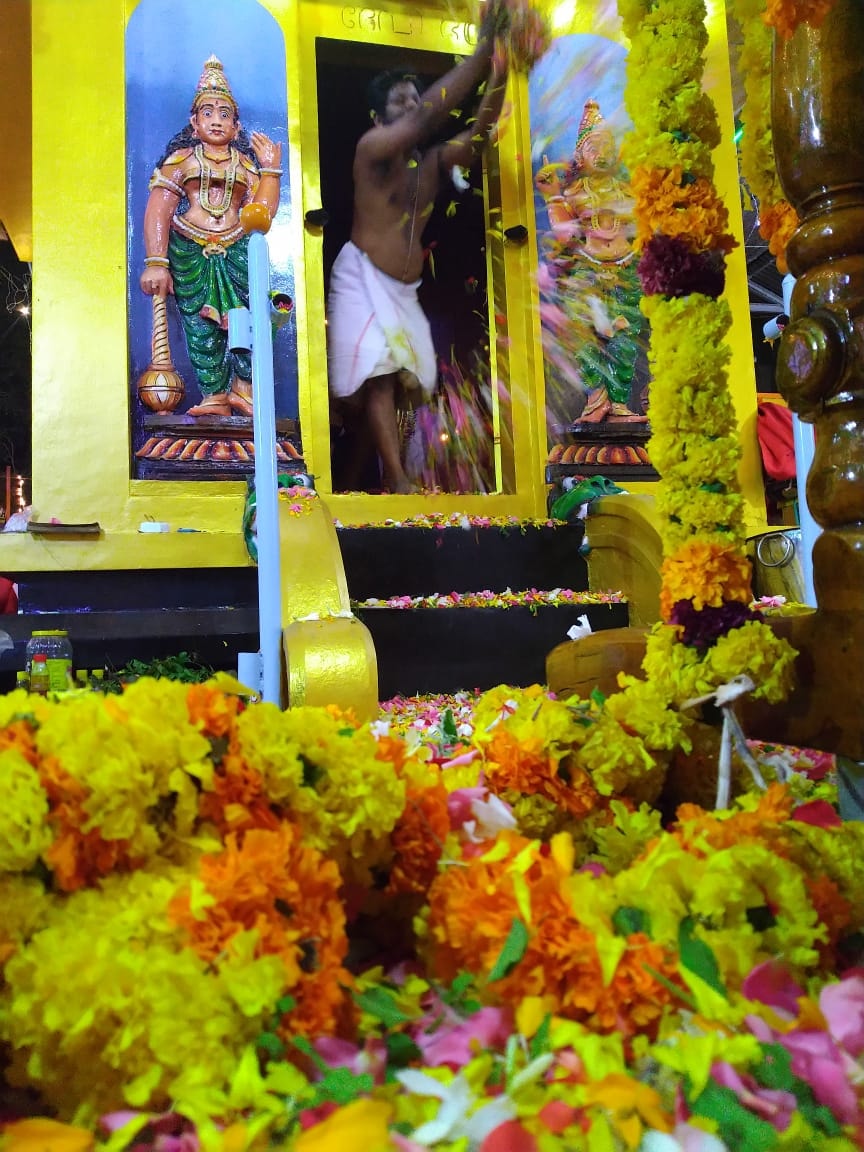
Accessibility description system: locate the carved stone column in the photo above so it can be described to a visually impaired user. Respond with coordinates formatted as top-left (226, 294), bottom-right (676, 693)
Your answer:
top-left (765, 0), bottom-right (864, 765)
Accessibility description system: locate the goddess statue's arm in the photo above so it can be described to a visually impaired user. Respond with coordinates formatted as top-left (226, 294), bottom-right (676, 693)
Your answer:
top-left (249, 132), bottom-right (282, 220)
top-left (140, 183), bottom-right (180, 297)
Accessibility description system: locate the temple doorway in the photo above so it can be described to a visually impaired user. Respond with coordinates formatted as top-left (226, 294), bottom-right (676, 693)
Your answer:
top-left (316, 38), bottom-right (498, 494)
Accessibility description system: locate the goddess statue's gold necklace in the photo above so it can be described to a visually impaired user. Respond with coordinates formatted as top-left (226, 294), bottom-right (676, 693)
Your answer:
top-left (195, 144), bottom-right (238, 219)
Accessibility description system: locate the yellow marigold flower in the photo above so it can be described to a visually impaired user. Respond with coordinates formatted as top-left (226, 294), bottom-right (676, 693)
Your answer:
top-left (706, 620), bottom-right (797, 702)
top-left (269, 707), bottom-right (406, 870)
top-left (787, 820), bottom-right (864, 912)
top-left (0, 749), bottom-right (53, 873)
top-left (234, 701), bottom-right (303, 804)
top-left (591, 800), bottom-right (664, 873)
top-left (660, 541), bottom-right (752, 617)
top-left (1, 866), bottom-right (284, 1122)
top-left (605, 678), bottom-right (690, 752)
top-left (576, 719), bottom-right (662, 802)
top-left (612, 836), bottom-right (699, 946)
top-left (0, 875), bottom-right (53, 965)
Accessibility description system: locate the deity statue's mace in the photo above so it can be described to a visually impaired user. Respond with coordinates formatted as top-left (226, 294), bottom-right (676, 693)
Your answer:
top-left (137, 294), bottom-right (186, 414)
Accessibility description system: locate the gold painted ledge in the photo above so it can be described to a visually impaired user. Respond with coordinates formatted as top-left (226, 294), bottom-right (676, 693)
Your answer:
top-left (585, 494), bottom-right (662, 628)
top-left (278, 497), bottom-right (378, 720)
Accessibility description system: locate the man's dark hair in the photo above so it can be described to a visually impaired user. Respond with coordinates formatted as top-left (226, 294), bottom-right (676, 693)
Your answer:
top-left (366, 68), bottom-right (422, 121)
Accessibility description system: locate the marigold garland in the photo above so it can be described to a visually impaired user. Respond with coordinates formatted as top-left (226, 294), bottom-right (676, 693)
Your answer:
top-left (0, 683), bottom-right (861, 1149)
top-left (616, 0), bottom-right (798, 718)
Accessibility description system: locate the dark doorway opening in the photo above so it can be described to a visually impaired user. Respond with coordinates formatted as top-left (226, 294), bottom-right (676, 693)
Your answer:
top-left (316, 37), bottom-right (497, 494)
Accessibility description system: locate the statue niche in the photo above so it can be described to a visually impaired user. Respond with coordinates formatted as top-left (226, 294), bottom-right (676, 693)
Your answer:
top-left (134, 55), bottom-right (301, 476)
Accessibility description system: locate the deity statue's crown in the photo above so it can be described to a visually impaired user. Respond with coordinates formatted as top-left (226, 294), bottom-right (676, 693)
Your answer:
top-left (574, 98), bottom-right (609, 154)
top-left (191, 55), bottom-right (238, 112)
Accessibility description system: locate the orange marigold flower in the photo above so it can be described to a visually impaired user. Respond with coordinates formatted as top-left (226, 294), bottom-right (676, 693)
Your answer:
top-left (426, 836), bottom-right (683, 1040)
top-left (187, 683), bottom-right (245, 740)
top-left (39, 756), bottom-right (133, 891)
top-left (805, 873), bottom-right (854, 968)
top-left (424, 831), bottom-right (550, 982)
top-left (170, 822), bottom-right (349, 1036)
top-left (0, 719), bottom-right (40, 766)
top-left (484, 730), bottom-right (600, 818)
top-left (630, 166), bottom-right (738, 254)
top-left (387, 777), bottom-right (450, 897)
top-left (198, 744), bottom-right (277, 836)
top-left (764, 0), bottom-right (835, 39)
top-left (674, 783), bottom-right (795, 855)
top-left (759, 199), bottom-right (799, 274)
top-left (660, 540), bottom-right (752, 618)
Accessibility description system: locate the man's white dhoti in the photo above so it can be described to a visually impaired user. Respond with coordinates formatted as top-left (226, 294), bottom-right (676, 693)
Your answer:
top-left (327, 242), bottom-right (437, 406)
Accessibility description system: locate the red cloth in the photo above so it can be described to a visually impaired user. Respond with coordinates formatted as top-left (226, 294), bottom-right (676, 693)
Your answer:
top-left (757, 401), bottom-right (796, 482)
top-left (0, 577), bottom-right (18, 614)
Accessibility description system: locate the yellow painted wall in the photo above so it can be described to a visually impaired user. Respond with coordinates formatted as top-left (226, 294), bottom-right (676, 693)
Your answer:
top-left (5, 0), bottom-right (765, 575)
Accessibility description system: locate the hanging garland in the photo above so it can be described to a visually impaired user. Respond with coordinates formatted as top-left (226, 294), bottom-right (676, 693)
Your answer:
top-left (615, 0), bottom-right (796, 725)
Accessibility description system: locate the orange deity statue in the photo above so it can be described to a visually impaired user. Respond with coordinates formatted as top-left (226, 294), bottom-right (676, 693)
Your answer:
top-left (140, 56), bottom-right (282, 418)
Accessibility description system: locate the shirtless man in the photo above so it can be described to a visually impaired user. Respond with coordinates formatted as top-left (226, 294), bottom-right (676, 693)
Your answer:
top-left (326, 8), bottom-right (508, 493)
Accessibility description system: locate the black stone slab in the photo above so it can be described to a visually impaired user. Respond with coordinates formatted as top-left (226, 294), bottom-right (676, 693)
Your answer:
top-left (0, 608), bottom-right (257, 693)
top-left (14, 568), bottom-right (258, 613)
top-left (356, 601), bottom-right (629, 699)
top-left (337, 523), bottom-right (588, 601)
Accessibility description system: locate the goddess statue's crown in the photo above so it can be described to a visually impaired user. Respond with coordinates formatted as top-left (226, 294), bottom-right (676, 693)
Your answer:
top-left (574, 99), bottom-right (610, 154)
top-left (191, 55), bottom-right (238, 113)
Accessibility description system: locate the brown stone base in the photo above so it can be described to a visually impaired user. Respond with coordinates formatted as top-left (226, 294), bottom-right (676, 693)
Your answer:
top-left (134, 414), bottom-right (304, 479)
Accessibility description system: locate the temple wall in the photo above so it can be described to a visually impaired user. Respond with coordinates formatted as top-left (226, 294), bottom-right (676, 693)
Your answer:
top-left (1, 0), bottom-right (765, 572)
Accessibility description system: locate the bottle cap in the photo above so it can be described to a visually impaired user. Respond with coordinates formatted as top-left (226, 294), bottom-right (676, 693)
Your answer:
top-left (31, 630), bottom-right (68, 637)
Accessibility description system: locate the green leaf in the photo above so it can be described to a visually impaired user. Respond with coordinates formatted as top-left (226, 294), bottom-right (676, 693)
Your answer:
top-left (299, 753), bottom-right (323, 789)
top-left (590, 686), bottom-right (606, 707)
top-left (529, 1013), bottom-right (552, 1059)
top-left (441, 971), bottom-right (481, 1014)
top-left (488, 918), bottom-right (529, 982)
top-left (290, 1034), bottom-right (328, 1072)
top-left (678, 917), bottom-right (727, 998)
top-left (354, 986), bottom-right (410, 1028)
top-left (612, 906), bottom-right (650, 937)
top-left (256, 1031), bottom-right (285, 1059)
top-left (751, 1043), bottom-right (794, 1091)
top-left (441, 707), bottom-right (459, 746)
top-left (752, 1046), bottom-right (842, 1136)
top-left (314, 1067), bottom-right (374, 1106)
top-left (274, 994), bottom-right (297, 1016)
top-left (688, 1081), bottom-right (777, 1152)
top-left (385, 1032), bottom-right (421, 1070)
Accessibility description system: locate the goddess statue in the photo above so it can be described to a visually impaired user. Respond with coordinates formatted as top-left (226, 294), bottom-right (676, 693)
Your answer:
top-left (140, 56), bottom-right (282, 417)
top-left (536, 99), bottom-right (646, 428)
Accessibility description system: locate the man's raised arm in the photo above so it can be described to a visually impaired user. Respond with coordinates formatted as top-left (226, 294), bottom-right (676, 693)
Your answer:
top-left (438, 49), bottom-right (509, 172)
top-left (358, 3), bottom-right (505, 161)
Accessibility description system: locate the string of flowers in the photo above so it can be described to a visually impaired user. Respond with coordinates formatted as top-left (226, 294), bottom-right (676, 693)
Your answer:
top-left (333, 513), bottom-right (562, 530)
top-left (356, 587), bottom-right (623, 610)
top-left (614, 0), bottom-right (796, 748)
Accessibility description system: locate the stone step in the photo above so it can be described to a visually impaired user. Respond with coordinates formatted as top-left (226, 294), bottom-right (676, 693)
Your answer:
top-left (357, 600), bottom-right (628, 699)
top-left (336, 521), bottom-right (587, 600)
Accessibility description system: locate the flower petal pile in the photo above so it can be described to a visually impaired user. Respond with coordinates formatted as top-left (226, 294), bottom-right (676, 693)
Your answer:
top-left (0, 680), bottom-right (861, 1152)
